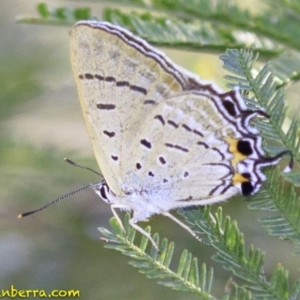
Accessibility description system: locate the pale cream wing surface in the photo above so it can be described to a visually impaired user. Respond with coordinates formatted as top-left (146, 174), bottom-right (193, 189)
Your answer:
top-left (124, 92), bottom-right (239, 205)
top-left (70, 22), bottom-right (192, 196)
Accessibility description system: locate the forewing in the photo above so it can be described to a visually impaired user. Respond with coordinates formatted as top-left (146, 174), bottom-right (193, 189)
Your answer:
top-left (70, 21), bottom-right (188, 195)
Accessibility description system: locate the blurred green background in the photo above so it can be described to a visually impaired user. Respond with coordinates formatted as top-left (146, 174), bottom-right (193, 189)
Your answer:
top-left (1, 1), bottom-right (300, 299)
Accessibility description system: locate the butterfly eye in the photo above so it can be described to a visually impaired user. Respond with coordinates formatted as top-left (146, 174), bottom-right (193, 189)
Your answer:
top-left (94, 183), bottom-right (111, 204)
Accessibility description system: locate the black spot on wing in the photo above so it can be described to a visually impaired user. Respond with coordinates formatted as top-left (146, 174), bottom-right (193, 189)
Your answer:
top-left (103, 130), bottom-right (115, 138)
top-left (159, 156), bottom-right (166, 165)
top-left (130, 85), bottom-right (147, 95)
top-left (165, 143), bottom-right (189, 153)
top-left (140, 139), bottom-right (152, 149)
top-left (241, 173), bottom-right (251, 179)
top-left (197, 141), bottom-right (209, 149)
top-left (241, 181), bottom-right (254, 196)
top-left (167, 120), bottom-right (179, 128)
top-left (182, 124), bottom-right (192, 132)
top-left (95, 74), bottom-right (104, 81)
top-left (116, 81), bottom-right (130, 87)
top-left (105, 76), bottom-right (116, 82)
top-left (237, 140), bottom-right (253, 156)
top-left (85, 73), bottom-right (94, 79)
top-left (79, 73), bottom-right (148, 95)
top-left (154, 115), bottom-right (165, 125)
top-left (193, 129), bottom-right (203, 137)
top-left (174, 145), bottom-right (189, 153)
top-left (144, 100), bottom-right (156, 105)
top-left (223, 100), bottom-right (236, 116)
top-left (97, 104), bottom-right (116, 110)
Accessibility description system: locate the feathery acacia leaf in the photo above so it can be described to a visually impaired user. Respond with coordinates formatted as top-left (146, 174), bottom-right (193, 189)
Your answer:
top-left (18, 0), bottom-right (300, 57)
top-left (179, 207), bottom-right (298, 299)
top-left (248, 168), bottom-right (300, 252)
top-left (98, 214), bottom-right (216, 299)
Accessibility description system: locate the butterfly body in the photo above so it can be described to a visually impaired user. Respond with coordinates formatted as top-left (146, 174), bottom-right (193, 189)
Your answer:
top-left (70, 21), bottom-right (288, 247)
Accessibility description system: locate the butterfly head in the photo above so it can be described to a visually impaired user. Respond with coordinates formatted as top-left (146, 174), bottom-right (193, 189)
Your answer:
top-left (93, 180), bottom-right (115, 204)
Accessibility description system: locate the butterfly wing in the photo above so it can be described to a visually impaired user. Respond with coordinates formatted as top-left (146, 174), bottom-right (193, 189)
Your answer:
top-left (71, 21), bottom-right (192, 195)
top-left (71, 21), bottom-right (269, 202)
top-left (123, 90), bottom-right (266, 209)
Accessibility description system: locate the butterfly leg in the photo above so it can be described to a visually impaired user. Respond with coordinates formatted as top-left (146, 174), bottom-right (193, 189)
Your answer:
top-left (110, 204), bottom-right (129, 232)
top-left (163, 212), bottom-right (202, 243)
top-left (110, 205), bottom-right (159, 251)
top-left (128, 219), bottom-right (159, 251)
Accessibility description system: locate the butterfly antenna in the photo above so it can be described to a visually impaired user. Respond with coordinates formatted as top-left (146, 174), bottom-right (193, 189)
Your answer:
top-left (18, 183), bottom-right (97, 218)
top-left (64, 158), bottom-right (103, 178)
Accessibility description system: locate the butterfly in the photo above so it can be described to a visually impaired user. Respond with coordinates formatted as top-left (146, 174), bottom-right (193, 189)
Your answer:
top-left (68, 21), bottom-right (291, 249)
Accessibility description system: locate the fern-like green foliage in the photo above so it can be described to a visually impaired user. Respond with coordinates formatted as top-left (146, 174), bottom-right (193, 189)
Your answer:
top-left (179, 207), bottom-right (300, 299)
top-left (99, 213), bottom-right (216, 299)
top-left (99, 213), bottom-right (258, 299)
top-left (18, 0), bottom-right (300, 299)
top-left (100, 211), bottom-right (300, 299)
top-left (18, 0), bottom-right (300, 58)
